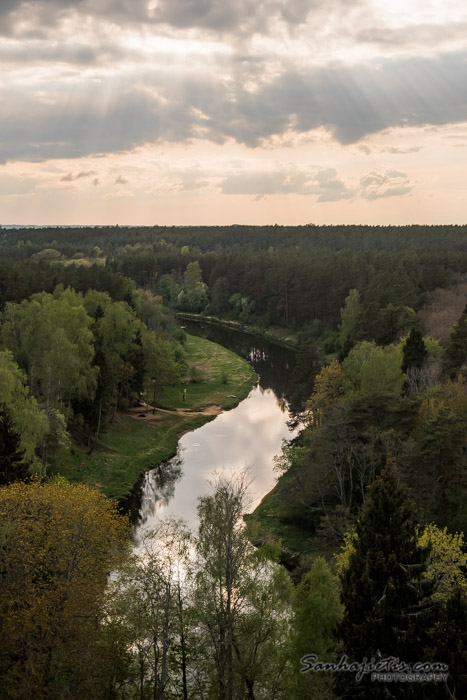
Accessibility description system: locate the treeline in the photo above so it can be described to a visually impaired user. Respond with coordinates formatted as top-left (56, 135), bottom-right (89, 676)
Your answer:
top-left (4, 223), bottom-right (467, 255)
top-left (0, 256), bottom-right (138, 308)
top-left (3, 225), bottom-right (467, 341)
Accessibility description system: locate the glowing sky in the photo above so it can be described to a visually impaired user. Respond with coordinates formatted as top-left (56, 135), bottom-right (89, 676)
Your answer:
top-left (1, 0), bottom-right (467, 225)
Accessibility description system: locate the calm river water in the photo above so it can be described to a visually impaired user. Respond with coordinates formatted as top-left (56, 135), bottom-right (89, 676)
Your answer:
top-left (129, 322), bottom-right (298, 539)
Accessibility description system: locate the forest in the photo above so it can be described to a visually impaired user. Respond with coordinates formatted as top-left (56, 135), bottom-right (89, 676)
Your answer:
top-left (0, 225), bottom-right (466, 699)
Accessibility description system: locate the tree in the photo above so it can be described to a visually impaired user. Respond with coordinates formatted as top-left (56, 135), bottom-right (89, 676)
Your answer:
top-left (289, 557), bottom-right (343, 699)
top-left (0, 407), bottom-right (26, 485)
top-left (95, 301), bottom-right (143, 418)
top-left (402, 328), bottom-right (427, 374)
top-left (445, 304), bottom-right (467, 378)
top-left (0, 479), bottom-right (128, 699)
top-left (138, 289), bottom-right (164, 332)
top-left (179, 261), bottom-right (208, 312)
top-left (342, 341), bottom-right (405, 398)
top-left (306, 361), bottom-right (344, 428)
top-left (418, 524), bottom-right (467, 603)
top-left (376, 304), bottom-right (418, 345)
top-left (435, 588), bottom-right (467, 699)
top-left (142, 330), bottom-right (182, 409)
top-left (288, 339), bottom-right (321, 414)
top-left (105, 518), bottom-right (194, 700)
top-left (339, 289), bottom-right (362, 348)
top-left (337, 461), bottom-right (437, 699)
top-left (0, 350), bottom-right (48, 479)
top-left (1, 289), bottom-right (97, 429)
top-left (413, 389), bottom-right (467, 528)
top-left (195, 471), bottom-right (292, 700)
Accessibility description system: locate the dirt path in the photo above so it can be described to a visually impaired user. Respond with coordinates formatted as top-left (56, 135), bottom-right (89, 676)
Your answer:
top-left (123, 403), bottom-right (223, 423)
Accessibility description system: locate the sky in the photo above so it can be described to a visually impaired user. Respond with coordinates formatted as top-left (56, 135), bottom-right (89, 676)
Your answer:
top-left (1, 0), bottom-right (467, 226)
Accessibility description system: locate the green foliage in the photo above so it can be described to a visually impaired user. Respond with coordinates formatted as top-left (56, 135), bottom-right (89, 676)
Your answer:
top-left (1, 288), bottom-right (98, 416)
top-left (337, 523), bottom-right (467, 605)
top-left (105, 518), bottom-right (194, 699)
top-left (143, 329), bottom-right (182, 405)
top-left (178, 261), bottom-right (208, 313)
top-left (337, 461), bottom-right (437, 697)
top-left (195, 471), bottom-right (293, 699)
top-left (412, 384), bottom-right (467, 528)
top-left (188, 364), bottom-right (206, 384)
top-left (0, 350), bottom-right (48, 475)
top-left (339, 288), bottom-right (362, 347)
top-left (289, 557), bottom-right (343, 699)
top-left (342, 341), bottom-right (405, 397)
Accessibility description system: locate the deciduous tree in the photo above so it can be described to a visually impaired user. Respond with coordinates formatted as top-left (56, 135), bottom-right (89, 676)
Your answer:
top-left (0, 479), bottom-right (128, 699)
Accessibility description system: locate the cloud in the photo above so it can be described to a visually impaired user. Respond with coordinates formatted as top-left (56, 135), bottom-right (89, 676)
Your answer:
top-left (115, 175), bottom-right (128, 184)
top-left (356, 20), bottom-right (467, 51)
top-left (0, 0), bottom-right (347, 37)
top-left (153, 0), bottom-right (321, 33)
top-left (382, 146), bottom-right (422, 155)
top-left (2, 46), bottom-right (467, 163)
top-left (359, 169), bottom-right (413, 200)
top-left (221, 166), bottom-right (355, 201)
top-left (60, 170), bottom-right (97, 181)
top-left (0, 41), bottom-right (125, 66)
top-left (220, 164), bottom-right (414, 202)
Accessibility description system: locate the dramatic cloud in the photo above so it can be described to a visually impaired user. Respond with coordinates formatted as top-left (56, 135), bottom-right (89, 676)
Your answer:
top-left (2, 48), bottom-right (467, 163)
top-left (0, 0), bottom-right (349, 36)
top-left (1, 0), bottom-right (466, 224)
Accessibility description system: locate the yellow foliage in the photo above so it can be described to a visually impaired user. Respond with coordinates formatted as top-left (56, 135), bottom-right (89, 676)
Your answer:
top-left (306, 361), bottom-right (344, 427)
top-left (418, 524), bottom-right (467, 602)
top-left (0, 478), bottom-right (128, 698)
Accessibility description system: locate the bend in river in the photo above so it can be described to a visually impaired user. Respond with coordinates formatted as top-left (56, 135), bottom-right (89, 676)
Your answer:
top-left (127, 321), bottom-right (298, 540)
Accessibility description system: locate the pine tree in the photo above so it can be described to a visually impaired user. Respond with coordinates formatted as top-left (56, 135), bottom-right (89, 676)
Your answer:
top-left (0, 407), bottom-right (26, 485)
top-left (445, 305), bottom-right (467, 378)
top-left (338, 461), bottom-right (437, 699)
top-left (402, 328), bottom-right (427, 374)
top-left (435, 588), bottom-right (467, 699)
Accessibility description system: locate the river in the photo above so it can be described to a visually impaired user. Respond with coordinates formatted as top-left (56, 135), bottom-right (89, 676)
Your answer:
top-left (128, 322), bottom-right (298, 540)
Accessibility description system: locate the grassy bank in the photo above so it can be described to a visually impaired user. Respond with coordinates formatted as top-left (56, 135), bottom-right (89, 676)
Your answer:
top-left (245, 487), bottom-right (332, 570)
top-left (58, 334), bottom-right (256, 500)
top-left (245, 469), bottom-right (334, 571)
top-left (160, 333), bottom-right (256, 411)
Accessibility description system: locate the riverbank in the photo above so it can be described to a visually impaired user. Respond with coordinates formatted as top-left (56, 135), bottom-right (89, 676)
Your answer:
top-left (176, 312), bottom-right (299, 350)
top-left (58, 334), bottom-right (257, 500)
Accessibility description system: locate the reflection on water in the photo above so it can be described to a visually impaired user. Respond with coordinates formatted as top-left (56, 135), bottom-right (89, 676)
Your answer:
top-left (134, 455), bottom-right (183, 528)
top-left (127, 325), bottom-right (298, 541)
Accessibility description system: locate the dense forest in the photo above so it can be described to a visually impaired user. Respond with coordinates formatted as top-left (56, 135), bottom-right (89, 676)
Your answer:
top-left (0, 225), bottom-right (466, 698)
